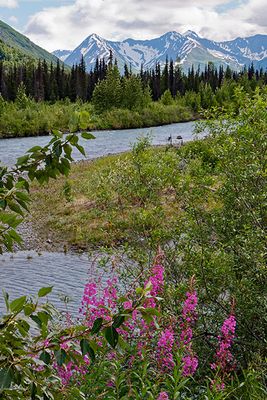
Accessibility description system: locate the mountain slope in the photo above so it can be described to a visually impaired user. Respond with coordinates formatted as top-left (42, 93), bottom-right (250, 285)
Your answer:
top-left (59, 31), bottom-right (267, 72)
top-left (52, 49), bottom-right (72, 62)
top-left (0, 19), bottom-right (60, 64)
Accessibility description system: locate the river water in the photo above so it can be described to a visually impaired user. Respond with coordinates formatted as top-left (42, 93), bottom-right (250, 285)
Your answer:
top-left (0, 121), bottom-right (196, 167)
top-left (0, 122), bottom-right (197, 314)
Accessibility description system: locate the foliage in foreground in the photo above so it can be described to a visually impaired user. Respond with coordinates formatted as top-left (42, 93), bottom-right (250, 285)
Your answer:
top-left (1, 254), bottom-right (266, 400)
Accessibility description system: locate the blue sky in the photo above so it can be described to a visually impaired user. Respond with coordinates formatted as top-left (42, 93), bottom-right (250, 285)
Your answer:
top-left (0, 1), bottom-right (71, 29)
top-left (0, 0), bottom-right (265, 51)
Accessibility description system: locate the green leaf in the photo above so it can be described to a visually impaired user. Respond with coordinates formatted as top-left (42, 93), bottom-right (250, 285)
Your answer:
top-left (37, 311), bottom-right (50, 326)
top-left (112, 315), bottom-right (125, 329)
top-left (104, 326), bottom-right (119, 349)
top-left (31, 382), bottom-right (37, 400)
top-left (81, 132), bottom-right (95, 140)
top-left (10, 295), bottom-right (26, 313)
top-left (38, 286), bottom-right (53, 298)
top-left (30, 315), bottom-right (42, 328)
top-left (91, 317), bottom-right (103, 334)
top-left (8, 201), bottom-right (24, 216)
top-left (40, 351), bottom-right (51, 365)
top-left (9, 229), bottom-right (22, 244)
top-left (63, 144), bottom-right (72, 159)
top-left (51, 130), bottom-right (63, 138)
top-left (80, 339), bottom-right (95, 362)
top-left (16, 155), bottom-right (29, 166)
top-left (27, 146), bottom-right (43, 153)
top-left (0, 368), bottom-right (13, 389)
top-left (76, 144), bottom-right (86, 156)
top-left (54, 349), bottom-right (67, 366)
top-left (24, 303), bottom-right (36, 316)
top-left (17, 320), bottom-right (30, 336)
top-left (0, 199), bottom-right (7, 209)
top-left (2, 289), bottom-right (9, 312)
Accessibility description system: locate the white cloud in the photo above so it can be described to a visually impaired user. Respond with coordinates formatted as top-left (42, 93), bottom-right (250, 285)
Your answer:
top-left (9, 15), bottom-right (18, 24)
top-left (0, 0), bottom-right (18, 8)
top-left (24, 0), bottom-right (267, 52)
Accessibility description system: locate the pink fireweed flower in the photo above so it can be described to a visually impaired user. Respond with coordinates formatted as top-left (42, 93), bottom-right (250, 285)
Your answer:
top-left (56, 361), bottom-right (74, 386)
top-left (123, 300), bottom-right (133, 309)
top-left (181, 291), bottom-right (198, 324)
top-left (157, 392), bottom-right (169, 400)
top-left (42, 339), bottom-right (50, 348)
top-left (157, 328), bottom-right (175, 371)
top-left (212, 314), bottom-right (236, 372)
top-left (180, 283), bottom-right (199, 376)
top-left (81, 277), bottom-right (118, 328)
top-left (182, 354), bottom-right (198, 376)
top-left (145, 264), bottom-right (164, 297)
top-left (134, 261), bottom-right (165, 358)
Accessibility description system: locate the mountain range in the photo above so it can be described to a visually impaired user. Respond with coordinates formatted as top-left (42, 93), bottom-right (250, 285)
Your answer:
top-left (1, 17), bottom-right (267, 73)
top-left (53, 31), bottom-right (267, 72)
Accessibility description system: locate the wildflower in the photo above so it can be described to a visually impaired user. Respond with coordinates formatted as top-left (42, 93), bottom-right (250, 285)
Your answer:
top-left (81, 277), bottom-right (118, 327)
top-left (180, 280), bottom-right (199, 376)
top-left (123, 300), bottom-right (133, 309)
top-left (182, 354), bottom-right (198, 376)
top-left (157, 392), bottom-right (169, 400)
top-left (211, 313), bottom-right (237, 391)
top-left (212, 314), bottom-right (236, 372)
top-left (157, 328), bottom-right (175, 371)
top-left (145, 264), bottom-right (164, 297)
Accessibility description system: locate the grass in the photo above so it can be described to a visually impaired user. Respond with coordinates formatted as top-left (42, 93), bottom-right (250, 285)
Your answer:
top-left (29, 138), bottom-right (218, 251)
top-left (29, 147), bottom-right (184, 250)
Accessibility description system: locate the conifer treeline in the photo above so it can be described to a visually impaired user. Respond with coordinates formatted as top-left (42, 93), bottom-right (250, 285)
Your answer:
top-left (0, 55), bottom-right (266, 102)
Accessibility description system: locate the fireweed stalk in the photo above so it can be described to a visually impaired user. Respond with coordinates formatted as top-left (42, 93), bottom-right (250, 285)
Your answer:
top-left (211, 306), bottom-right (237, 391)
top-left (180, 277), bottom-right (198, 376)
top-left (157, 327), bottom-right (175, 371)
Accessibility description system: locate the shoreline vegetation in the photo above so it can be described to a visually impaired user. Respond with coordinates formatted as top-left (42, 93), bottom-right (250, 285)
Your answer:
top-left (0, 100), bottom-right (198, 139)
top-left (1, 58), bottom-right (266, 139)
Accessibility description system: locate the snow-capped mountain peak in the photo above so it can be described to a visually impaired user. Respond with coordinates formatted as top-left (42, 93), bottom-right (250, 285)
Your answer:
top-left (183, 30), bottom-right (200, 39)
top-left (57, 31), bottom-right (267, 72)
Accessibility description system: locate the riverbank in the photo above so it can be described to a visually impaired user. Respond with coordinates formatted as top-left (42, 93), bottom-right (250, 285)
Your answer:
top-left (28, 138), bottom-right (216, 252)
top-left (0, 98), bottom-right (197, 139)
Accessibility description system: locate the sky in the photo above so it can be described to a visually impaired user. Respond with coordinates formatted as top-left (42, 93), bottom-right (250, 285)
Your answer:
top-left (1, 0), bottom-right (267, 52)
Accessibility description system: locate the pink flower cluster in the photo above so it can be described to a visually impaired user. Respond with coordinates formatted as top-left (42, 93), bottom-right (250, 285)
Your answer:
top-left (182, 354), bottom-right (199, 376)
top-left (145, 264), bottom-right (164, 308)
top-left (157, 328), bottom-right (175, 371)
top-left (148, 264), bottom-right (164, 296)
top-left (56, 357), bottom-right (89, 386)
top-left (180, 289), bottom-right (198, 376)
top-left (211, 314), bottom-right (236, 372)
top-left (81, 277), bottom-right (118, 327)
top-left (157, 392), bottom-right (169, 400)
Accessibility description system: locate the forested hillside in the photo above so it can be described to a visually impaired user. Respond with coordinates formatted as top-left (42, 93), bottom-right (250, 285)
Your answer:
top-left (0, 19), bottom-right (60, 66)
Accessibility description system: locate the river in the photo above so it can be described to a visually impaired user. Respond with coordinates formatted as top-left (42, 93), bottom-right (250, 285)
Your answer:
top-left (0, 121), bottom-right (197, 314)
top-left (0, 121), bottom-right (197, 167)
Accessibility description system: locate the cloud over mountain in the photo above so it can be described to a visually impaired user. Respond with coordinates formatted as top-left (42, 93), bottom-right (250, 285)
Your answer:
top-left (24, 0), bottom-right (267, 52)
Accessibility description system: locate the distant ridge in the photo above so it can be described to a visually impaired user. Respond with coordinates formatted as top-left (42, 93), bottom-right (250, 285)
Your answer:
top-left (53, 31), bottom-right (267, 72)
top-left (0, 19), bottom-right (60, 64)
